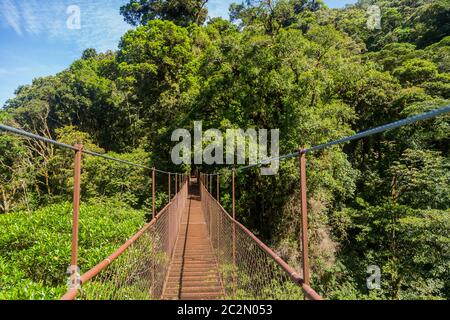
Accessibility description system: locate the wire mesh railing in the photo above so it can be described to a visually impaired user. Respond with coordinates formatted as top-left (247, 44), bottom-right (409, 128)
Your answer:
top-left (0, 122), bottom-right (191, 300)
top-left (200, 179), bottom-right (322, 300)
top-left (197, 105), bottom-right (450, 301)
top-left (62, 181), bottom-right (188, 300)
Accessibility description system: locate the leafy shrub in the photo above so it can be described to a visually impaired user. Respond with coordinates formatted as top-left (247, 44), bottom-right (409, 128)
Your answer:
top-left (0, 201), bottom-right (146, 300)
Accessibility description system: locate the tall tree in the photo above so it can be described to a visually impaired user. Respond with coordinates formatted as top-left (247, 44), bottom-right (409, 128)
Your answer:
top-left (120, 0), bottom-right (209, 27)
top-left (230, 0), bottom-right (325, 34)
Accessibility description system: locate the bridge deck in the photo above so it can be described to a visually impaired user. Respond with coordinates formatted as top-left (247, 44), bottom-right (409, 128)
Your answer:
top-left (162, 180), bottom-right (225, 300)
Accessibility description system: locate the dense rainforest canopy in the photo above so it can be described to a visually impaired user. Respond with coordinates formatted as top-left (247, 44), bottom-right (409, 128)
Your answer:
top-left (0, 0), bottom-right (449, 300)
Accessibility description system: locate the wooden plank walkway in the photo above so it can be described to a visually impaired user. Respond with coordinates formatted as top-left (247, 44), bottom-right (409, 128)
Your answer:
top-left (161, 180), bottom-right (224, 300)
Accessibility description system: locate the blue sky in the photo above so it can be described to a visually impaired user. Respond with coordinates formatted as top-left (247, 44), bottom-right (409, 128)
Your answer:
top-left (0, 0), bottom-right (357, 107)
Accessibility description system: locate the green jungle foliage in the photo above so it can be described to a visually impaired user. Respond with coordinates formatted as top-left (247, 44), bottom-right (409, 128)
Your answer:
top-left (0, 202), bottom-right (146, 300)
top-left (0, 0), bottom-right (449, 300)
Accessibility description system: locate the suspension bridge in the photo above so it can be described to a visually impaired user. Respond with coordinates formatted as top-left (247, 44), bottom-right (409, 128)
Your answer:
top-left (0, 105), bottom-right (449, 301)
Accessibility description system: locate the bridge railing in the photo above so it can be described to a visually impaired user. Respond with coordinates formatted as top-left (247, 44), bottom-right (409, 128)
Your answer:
top-left (62, 180), bottom-right (188, 300)
top-left (200, 179), bottom-right (322, 300)
top-left (199, 105), bottom-right (450, 301)
top-left (0, 124), bottom-right (190, 300)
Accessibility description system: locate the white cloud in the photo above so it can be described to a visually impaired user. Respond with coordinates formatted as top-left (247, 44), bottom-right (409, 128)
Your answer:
top-left (66, 1), bottom-right (132, 52)
top-left (21, 0), bottom-right (41, 35)
top-left (0, 0), bottom-right (234, 52)
top-left (0, 0), bottom-right (132, 52)
top-left (0, 0), bottom-right (22, 35)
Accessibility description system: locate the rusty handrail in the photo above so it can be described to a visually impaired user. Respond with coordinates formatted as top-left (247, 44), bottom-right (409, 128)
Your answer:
top-left (200, 182), bottom-right (323, 300)
top-left (61, 182), bottom-right (188, 300)
top-left (238, 104), bottom-right (450, 171)
top-left (0, 123), bottom-right (190, 175)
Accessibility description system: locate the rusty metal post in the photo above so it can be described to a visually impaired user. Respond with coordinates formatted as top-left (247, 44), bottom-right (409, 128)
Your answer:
top-left (168, 173), bottom-right (171, 202)
top-left (232, 169), bottom-right (236, 296)
top-left (70, 144), bottom-right (82, 291)
top-left (151, 168), bottom-right (156, 219)
top-left (210, 175), bottom-right (213, 195)
top-left (175, 173), bottom-right (178, 194)
top-left (217, 194), bottom-right (221, 270)
top-left (209, 179), bottom-right (212, 238)
top-left (217, 175), bottom-right (220, 202)
top-left (299, 149), bottom-right (310, 289)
